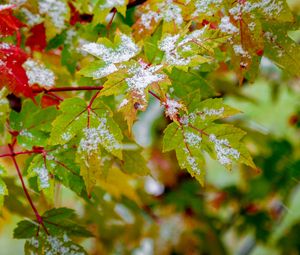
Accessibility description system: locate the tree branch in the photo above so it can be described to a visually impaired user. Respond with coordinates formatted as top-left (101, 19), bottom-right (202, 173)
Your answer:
top-left (8, 144), bottom-right (49, 235)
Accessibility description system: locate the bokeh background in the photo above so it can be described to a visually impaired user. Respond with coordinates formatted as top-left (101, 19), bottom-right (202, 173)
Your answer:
top-left (0, 0), bottom-right (300, 254)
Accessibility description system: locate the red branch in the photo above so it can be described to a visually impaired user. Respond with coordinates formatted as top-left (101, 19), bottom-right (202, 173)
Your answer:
top-left (7, 144), bottom-right (49, 235)
top-left (32, 86), bottom-right (104, 93)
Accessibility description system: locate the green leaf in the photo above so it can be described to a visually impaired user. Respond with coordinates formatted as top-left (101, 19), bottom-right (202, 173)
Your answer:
top-left (24, 234), bottom-right (87, 255)
top-left (76, 149), bottom-right (101, 196)
top-left (49, 97), bottom-right (88, 145)
top-left (263, 26), bottom-right (300, 77)
top-left (0, 165), bottom-right (8, 207)
top-left (13, 220), bottom-right (37, 239)
top-left (79, 32), bottom-right (139, 79)
top-left (162, 98), bottom-right (255, 185)
top-left (9, 100), bottom-right (58, 148)
top-left (162, 122), bottom-right (183, 152)
top-left (93, 0), bottom-right (129, 24)
top-left (123, 149), bottom-right (150, 176)
top-left (42, 207), bottom-right (93, 237)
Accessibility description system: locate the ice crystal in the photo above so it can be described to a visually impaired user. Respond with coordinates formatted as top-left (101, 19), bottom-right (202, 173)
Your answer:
top-left (38, 0), bottom-right (67, 30)
top-left (229, 0), bottom-right (283, 20)
top-left (23, 59), bottom-right (55, 89)
top-left (78, 118), bottom-right (121, 155)
top-left (192, 0), bottom-right (222, 17)
top-left (184, 131), bottom-right (202, 146)
top-left (82, 34), bottom-right (139, 78)
top-left (159, 34), bottom-right (191, 66)
top-left (209, 134), bottom-right (240, 165)
top-left (45, 235), bottom-right (84, 255)
top-left (183, 148), bottom-right (201, 175)
top-left (219, 16), bottom-right (238, 34)
top-left (99, 0), bottom-right (125, 10)
top-left (139, 0), bottom-right (183, 31)
top-left (0, 4), bottom-right (14, 11)
top-left (19, 129), bottom-right (34, 138)
top-left (118, 98), bottom-right (129, 109)
top-left (201, 107), bottom-right (224, 119)
top-left (126, 62), bottom-right (165, 100)
top-left (21, 8), bottom-right (42, 26)
top-left (33, 165), bottom-right (50, 189)
top-left (164, 98), bottom-right (182, 119)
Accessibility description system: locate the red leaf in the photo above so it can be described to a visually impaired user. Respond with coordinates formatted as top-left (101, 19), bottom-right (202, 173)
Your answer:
top-left (69, 3), bottom-right (80, 26)
top-left (41, 94), bottom-right (60, 108)
top-left (0, 4), bottom-right (25, 37)
top-left (0, 43), bottom-right (34, 98)
top-left (25, 23), bottom-right (47, 51)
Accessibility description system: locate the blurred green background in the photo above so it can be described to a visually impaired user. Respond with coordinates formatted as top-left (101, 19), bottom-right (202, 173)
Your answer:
top-left (0, 0), bottom-right (300, 254)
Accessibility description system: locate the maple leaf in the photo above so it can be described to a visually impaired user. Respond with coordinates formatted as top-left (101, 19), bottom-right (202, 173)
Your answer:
top-left (132, 0), bottom-right (187, 40)
top-left (0, 4), bottom-right (25, 38)
top-left (101, 60), bottom-right (170, 131)
top-left (163, 98), bottom-right (255, 186)
top-left (93, 0), bottom-right (129, 24)
top-left (25, 23), bottom-right (47, 51)
top-left (0, 43), bottom-right (34, 99)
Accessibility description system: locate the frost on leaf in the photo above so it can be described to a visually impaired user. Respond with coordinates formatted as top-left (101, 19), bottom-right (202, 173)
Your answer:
top-left (38, 0), bottom-right (68, 30)
top-left (33, 165), bottom-right (50, 189)
top-left (23, 59), bottom-right (55, 89)
top-left (25, 234), bottom-right (87, 255)
top-left (133, 0), bottom-right (184, 38)
top-left (80, 33), bottom-right (139, 78)
top-left (163, 98), bottom-right (185, 122)
top-left (192, 0), bottom-right (223, 18)
top-left (78, 118), bottom-right (122, 158)
top-left (209, 134), bottom-right (240, 166)
top-left (163, 98), bottom-right (255, 185)
top-left (102, 60), bottom-right (169, 131)
top-left (0, 174), bottom-right (8, 207)
top-left (158, 27), bottom-right (224, 69)
top-left (125, 61), bottom-right (165, 102)
top-left (93, 0), bottom-right (128, 23)
top-left (219, 16), bottom-right (238, 34)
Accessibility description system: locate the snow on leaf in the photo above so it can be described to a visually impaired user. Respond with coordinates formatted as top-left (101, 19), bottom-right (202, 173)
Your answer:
top-left (38, 0), bottom-right (68, 30)
top-left (191, 0), bottom-right (223, 18)
top-left (158, 27), bottom-right (223, 68)
top-left (23, 59), bottom-right (55, 89)
top-left (209, 134), bottom-right (240, 166)
top-left (93, 0), bottom-right (128, 23)
top-left (163, 97), bottom-right (185, 122)
top-left (33, 165), bottom-right (50, 189)
top-left (25, 234), bottom-right (87, 255)
top-left (80, 33), bottom-right (139, 78)
top-left (219, 16), bottom-right (239, 34)
top-left (125, 61), bottom-right (165, 102)
top-left (0, 171), bottom-right (8, 208)
top-left (133, 0), bottom-right (185, 38)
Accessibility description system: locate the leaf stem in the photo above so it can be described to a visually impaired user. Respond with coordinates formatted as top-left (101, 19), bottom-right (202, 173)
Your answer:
top-left (8, 144), bottom-right (49, 235)
top-left (0, 149), bottom-right (44, 158)
top-left (32, 86), bottom-right (104, 93)
top-left (149, 90), bottom-right (161, 101)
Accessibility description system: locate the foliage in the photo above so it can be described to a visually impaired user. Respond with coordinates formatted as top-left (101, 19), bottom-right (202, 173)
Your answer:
top-left (0, 0), bottom-right (299, 254)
